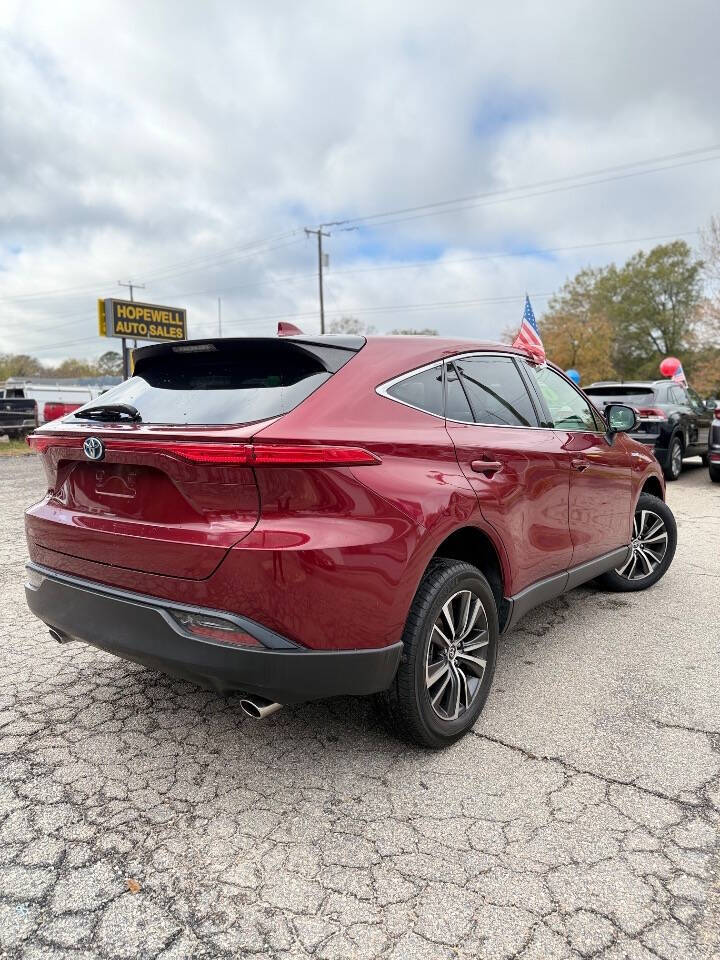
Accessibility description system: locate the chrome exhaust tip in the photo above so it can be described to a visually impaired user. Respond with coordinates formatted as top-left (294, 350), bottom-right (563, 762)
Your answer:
top-left (239, 696), bottom-right (283, 720)
top-left (48, 628), bottom-right (69, 644)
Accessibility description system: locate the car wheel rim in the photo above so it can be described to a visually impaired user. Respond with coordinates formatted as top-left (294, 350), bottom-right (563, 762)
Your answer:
top-left (672, 443), bottom-right (682, 477)
top-left (615, 509), bottom-right (669, 581)
top-left (425, 589), bottom-right (489, 721)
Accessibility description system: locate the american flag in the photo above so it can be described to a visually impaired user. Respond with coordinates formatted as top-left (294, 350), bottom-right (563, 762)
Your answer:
top-left (672, 362), bottom-right (687, 386)
top-left (512, 295), bottom-right (545, 364)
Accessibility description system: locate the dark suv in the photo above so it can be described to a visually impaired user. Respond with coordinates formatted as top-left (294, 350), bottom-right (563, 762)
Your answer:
top-left (584, 380), bottom-right (713, 480)
top-left (709, 403), bottom-right (720, 483)
top-left (24, 336), bottom-right (676, 747)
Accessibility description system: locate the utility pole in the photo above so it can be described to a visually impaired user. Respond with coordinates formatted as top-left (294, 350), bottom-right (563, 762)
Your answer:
top-left (218, 297), bottom-right (222, 337)
top-left (304, 227), bottom-right (330, 334)
top-left (118, 280), bottom-right (145, 379)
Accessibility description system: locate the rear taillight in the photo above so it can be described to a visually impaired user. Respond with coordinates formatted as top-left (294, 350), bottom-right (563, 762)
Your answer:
top-left (44, 402), bottom-right (82, 423)
top-left (714, 408), bottom-right (720, 420)
top-left (635, 408), bottom-right (666, 421)
top-left (26, 436), bottom-right (380, 466)
top-left (27, 435), bottom-right (84, 453)
top-left (169, 610), bottom-right (261, 647)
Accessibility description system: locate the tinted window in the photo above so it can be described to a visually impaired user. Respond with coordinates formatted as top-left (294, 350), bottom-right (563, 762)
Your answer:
top-left (584, 385), bottom-right (655, 405)
top-left (454, 357), bottom-right (538, 427)
top-left (585, 383), bottom-right (653, 403)
top-left (686, 386), bottom-right (704, 413)
top-left (73, 339), bottom-right (358, 426)
top-left (386, 365), bottom-right (444, 416)
top-left (669, 386), bottom-right (687, 405)
top-left (445, 365), bottom-right (473, 421)
top-left (532, 367), bottom-right (597, 431)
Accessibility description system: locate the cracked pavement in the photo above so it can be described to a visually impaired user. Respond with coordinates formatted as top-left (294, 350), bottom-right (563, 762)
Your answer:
top-left (1, 455), bottom-right (719, 959)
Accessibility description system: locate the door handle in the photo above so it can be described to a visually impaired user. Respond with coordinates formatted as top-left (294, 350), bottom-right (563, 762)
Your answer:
top-left (571, 458), bottom-right (589, 472)
top-left (471, 459), bottom-right (503, 475)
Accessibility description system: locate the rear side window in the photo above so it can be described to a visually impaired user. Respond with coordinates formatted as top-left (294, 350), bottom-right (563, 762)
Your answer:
top-left (386, 365), bottom-right (444, 416)
top-left (445, 365), bottom-right (474, 422)
top-left (74, 339), bottom-right (360, 426)
top-left (454, 357), bottom-right (538, 427)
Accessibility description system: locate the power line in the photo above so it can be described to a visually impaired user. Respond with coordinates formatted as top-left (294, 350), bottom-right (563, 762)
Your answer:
top-left (4, 226), bottom-right (699, 327)
top-left (5, 143), bottom-right (719, 305)
top-left (217, 291), bottom-right (556, 330)
top-left (0, 231), bottom-right (302, 303)
top-left (318, 143), bottom-right (720, 230)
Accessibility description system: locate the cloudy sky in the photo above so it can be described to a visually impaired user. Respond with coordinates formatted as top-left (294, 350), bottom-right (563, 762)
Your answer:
top-left (1, 0), bottom-right (719, 364)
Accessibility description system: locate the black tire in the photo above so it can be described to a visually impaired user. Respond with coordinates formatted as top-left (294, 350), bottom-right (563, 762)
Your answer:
top-left (700, 453), bottom-right (709, 467)
top-left (375, 558), bottom-right (498, 748)
top-left (710, 464), bottom-right (720, 484)
top-left (663, 436), bottom-right (683, 481)
top-left (596, 493), bottom-right (677, 592)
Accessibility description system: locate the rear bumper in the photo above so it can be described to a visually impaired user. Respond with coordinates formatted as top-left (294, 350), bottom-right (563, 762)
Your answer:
top-left (24, 564), bottom-right (402, 703)
top-left (0, 418), bottom-right (35, 431)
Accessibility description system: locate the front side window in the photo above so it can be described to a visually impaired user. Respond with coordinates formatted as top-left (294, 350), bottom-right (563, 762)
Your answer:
top-left (385, 365), bottom-right (444, 416)
top-left (531, 366), bottom-right (598, 431)
top-left (453, 356), bottom-right (538, 427)
top-left (687, 386), bottom-right (705, 414)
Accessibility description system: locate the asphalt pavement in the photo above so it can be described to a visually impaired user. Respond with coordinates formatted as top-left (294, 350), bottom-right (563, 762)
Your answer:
top-left (1, 455), bottom-right (718, 959)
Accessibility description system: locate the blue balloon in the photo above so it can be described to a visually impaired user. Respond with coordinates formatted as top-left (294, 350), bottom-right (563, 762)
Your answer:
top-left (565, 368), bottom-right (581, 384)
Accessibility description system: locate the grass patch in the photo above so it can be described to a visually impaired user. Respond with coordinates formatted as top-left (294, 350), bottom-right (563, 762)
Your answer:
top-left (0, 438), bottom-right (35, 456)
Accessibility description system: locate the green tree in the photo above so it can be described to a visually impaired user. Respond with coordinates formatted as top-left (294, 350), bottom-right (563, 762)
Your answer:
top-left (97, 351), bottom-right (123, 376)
top-left (540, 268), bottom-right (615, 383)
top-left (388, 328), bottom-right (438, 336)
top-left (0, 354), bottom-right (47, 379)
top-left (602, 241), bottom-right (704, 378)
top-left (52, 358), bottom-right (98, 378)
top-left (328, 316), bottom-right (376, 335)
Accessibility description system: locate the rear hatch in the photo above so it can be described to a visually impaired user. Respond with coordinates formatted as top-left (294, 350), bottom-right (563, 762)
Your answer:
top-left (584, 384), bottom-right (663, 437)
top-left (26, 337), bottom-right (362, 580)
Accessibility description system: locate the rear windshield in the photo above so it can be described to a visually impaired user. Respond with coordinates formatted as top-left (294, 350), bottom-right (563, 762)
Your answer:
top-left (72, 338), bottom-right (361, 426)
top-left (584, 386), bottom-right (656, 405)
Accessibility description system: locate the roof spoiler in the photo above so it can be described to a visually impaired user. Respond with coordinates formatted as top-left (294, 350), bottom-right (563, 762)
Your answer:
top-left (278, 322), bottom-right (304, 337)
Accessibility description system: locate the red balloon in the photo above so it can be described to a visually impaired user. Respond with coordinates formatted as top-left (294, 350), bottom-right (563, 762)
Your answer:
top-left (659, 357), bottom-right (681, 377)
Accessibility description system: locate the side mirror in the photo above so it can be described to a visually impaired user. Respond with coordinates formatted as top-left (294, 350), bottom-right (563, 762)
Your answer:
top-left (605, 403), bottom-right (638, 434)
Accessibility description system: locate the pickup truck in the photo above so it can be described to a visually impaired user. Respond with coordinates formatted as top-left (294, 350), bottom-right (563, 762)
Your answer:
top-left (0, 393), bottom-right (38, 439)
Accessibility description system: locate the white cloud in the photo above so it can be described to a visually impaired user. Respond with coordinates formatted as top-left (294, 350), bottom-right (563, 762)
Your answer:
top-left (1, 0), bottom-right (719, 361)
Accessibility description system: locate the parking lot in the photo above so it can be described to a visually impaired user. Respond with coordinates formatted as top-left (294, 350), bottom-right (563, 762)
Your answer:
top-left (0, 454), bottom-right (718, 960)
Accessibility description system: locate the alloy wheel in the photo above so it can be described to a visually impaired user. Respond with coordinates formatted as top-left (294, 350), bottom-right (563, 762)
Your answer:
top-left (671, 441), bottom-right (682, 478)
top-left (615, 509), bottom-right (669, 581)
top-left (425, 589), bottom-right (489, 721)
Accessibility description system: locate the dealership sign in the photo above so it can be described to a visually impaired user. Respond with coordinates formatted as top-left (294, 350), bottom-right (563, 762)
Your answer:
top-left (98, 299), bottom-right (187, 342)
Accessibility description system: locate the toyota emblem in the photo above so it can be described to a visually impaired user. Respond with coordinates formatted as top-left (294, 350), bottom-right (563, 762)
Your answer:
top-left (83, 436), bottom-right (105, 461)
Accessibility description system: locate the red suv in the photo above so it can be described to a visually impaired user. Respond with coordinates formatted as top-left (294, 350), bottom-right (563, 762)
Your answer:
top-left (24, 335), bottom-right (676, 747)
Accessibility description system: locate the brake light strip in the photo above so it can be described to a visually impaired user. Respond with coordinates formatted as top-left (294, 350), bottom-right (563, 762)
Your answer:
top-left (26, 435), bottom-right (380, 466)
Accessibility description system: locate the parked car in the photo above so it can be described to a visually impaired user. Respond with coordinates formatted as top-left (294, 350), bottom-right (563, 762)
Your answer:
top-left (0, 392), bottom-right (37, 438)
top-left (584, 379), bottom-right (713, 480)
top-left (4, 376), bottom-right (121, 424)
top-left (24, 336), bottom-right (676, 747)
top-left (709, 402), bottom-right (720, 483)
